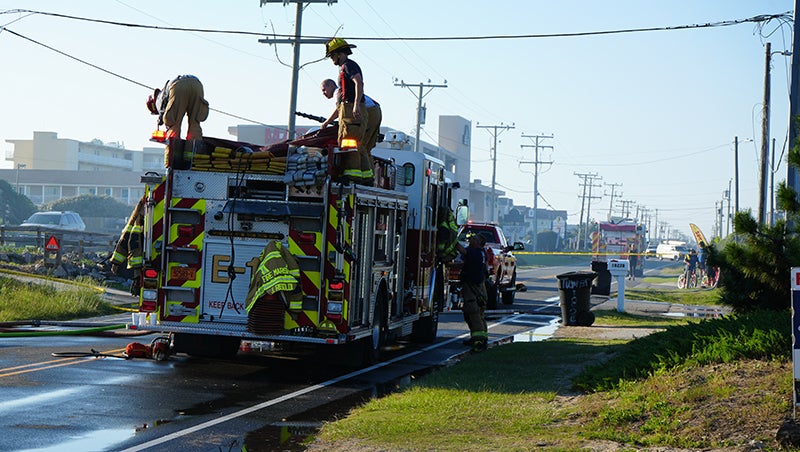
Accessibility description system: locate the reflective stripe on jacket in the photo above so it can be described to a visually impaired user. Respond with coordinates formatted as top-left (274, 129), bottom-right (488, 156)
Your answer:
top-left (246, 241), bottom-right (302, 313)
top-left (436, 207), bottom-right (459, 262)
top-left (112, 196), bottom-right (145, 270)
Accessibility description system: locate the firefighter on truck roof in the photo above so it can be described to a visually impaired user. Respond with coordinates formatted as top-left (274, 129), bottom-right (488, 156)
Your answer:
top-left (323, 38), bottom-right (373, 185)
top-left (146, 75), bottom-right (209, 141)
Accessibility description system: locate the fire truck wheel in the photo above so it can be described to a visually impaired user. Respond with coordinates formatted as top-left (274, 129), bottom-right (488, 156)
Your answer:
top-left (363, 297), bottom-right (388, 365)
top-left (412, 264), bottom-right (443, 343)
top-left (485, 280), bottom-right (499, 310)
top-left (501, 270), bottom-right (516, 305)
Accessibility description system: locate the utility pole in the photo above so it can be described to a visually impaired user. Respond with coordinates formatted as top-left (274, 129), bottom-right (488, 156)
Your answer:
top-left (725, 180), bottom-right (732, 236)
top-left (789, 0), bottom-right (800, 229)
top-left (583, 174), bottom-right (603, 250)
top-left (478, 123), bottom-right (514, 222)
top-left (520, 133), bottom-right (553, 252)
top-left (574, 172), bottom-right (595, 250)
top-left (759, 42), bottom-right (772, 225)
top-left (258, 0), bottom-right (335, 140)
top-left (618, 199), bottom-right (635, 219)
top-left (394, 80), bottom-right (448, 152)
top-left (770, 137), bottom-right (776, 226)
top-left (734, 136), bottom-right (740, 213)
top-left (654, 209), bottom-right (659, 242)
top-left (604, 182), bottom-right (622, 220)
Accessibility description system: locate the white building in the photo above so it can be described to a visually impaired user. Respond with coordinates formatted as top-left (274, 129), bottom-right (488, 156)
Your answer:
top-left (2, 118), bottom-right (560, 228)
top-left (2, 131), bottom-right (163, 206)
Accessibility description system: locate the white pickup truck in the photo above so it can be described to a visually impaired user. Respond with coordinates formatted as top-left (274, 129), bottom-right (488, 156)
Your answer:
top-left (448, 223), bottom-right (525, 310)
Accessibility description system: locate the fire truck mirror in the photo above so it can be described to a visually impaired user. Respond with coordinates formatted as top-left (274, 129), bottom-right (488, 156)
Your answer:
top-left (455, 204), bottom-right (469, 226)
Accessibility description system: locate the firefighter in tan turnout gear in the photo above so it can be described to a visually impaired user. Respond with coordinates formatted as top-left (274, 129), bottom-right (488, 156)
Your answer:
top-left (146, 75), bottom-right (209, 141)
top-left (323, 38), bottom-right (372, 184)
top-left (110, 196), bottom-right (145, 294)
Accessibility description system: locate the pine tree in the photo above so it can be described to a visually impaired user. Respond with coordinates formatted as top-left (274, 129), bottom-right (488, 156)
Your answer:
top-left (714, 118), bottom-right (800, 312)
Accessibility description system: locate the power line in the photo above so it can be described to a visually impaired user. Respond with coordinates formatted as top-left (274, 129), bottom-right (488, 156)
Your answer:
top-left (2, 9), bottom-right (790, 42)
top-left (1, 27), bottom-right (275, 129)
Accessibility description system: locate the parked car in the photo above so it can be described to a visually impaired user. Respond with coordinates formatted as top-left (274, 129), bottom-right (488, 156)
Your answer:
top-left (656, 243), bottom-right (688, 261)
top-left (644, 244), bottom-right (658, 258)
top-left (19, 211), bottom-right (86, 231)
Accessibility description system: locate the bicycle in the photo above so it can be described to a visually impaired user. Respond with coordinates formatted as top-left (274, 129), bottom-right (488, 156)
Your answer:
top-left (702, 266), bottom-right (720, 289)
top-left (677, 266), bottom-right (698, 289)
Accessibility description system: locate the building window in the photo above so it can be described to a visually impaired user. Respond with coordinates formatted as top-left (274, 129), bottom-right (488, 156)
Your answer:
top-left (43, 185), bottom-right (60, 204)
top-left (62, 186), bottom-right (77, 198)
top-left (28, 185), bottom-right (43, 205)
top-left (401, 163), bottom-right (415, 186)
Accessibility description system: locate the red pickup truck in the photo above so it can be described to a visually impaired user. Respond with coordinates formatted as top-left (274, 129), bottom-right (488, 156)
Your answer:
top-left (447, 223), bottom-right (525, 310)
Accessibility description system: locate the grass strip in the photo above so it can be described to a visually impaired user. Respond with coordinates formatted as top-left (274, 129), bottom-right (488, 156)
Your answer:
top-left (0, 275), bottom-right (116, 321)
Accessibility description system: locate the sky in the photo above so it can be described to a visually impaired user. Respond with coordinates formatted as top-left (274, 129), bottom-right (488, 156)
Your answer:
top-left (0, 1), bottom-right (795, 240)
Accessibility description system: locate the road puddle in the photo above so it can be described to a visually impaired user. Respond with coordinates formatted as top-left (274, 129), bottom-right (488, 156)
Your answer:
top-left (239, 370), bottom-right (427, 451)
top-left (16, 428), bottom-right (134, 452)
top-left (511, 316), bottom-right (561, 342)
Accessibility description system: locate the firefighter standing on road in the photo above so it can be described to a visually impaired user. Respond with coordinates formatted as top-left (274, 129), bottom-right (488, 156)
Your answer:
top-left (457, 233), bottom-right (489, 352)
top-left (146, 75), bottom-right (209, 141)
top-left (323, 38), bottom-right (371, 184)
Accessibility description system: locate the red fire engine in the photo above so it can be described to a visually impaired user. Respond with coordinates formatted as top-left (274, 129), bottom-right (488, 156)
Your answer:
top-left (130, 122), bottom-right (460, 364)
top-left (591, 219), bottom-right (646, 277)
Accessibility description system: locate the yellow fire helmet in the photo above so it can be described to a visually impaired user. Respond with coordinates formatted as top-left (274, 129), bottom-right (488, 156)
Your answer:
top-left (325, 38), bottom-right (356, 57)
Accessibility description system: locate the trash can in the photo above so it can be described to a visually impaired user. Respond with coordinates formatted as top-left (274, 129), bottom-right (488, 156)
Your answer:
top-left (556, 271), bottom-right (597, 326)
top-left (590, 261), bottom-right (611, 295)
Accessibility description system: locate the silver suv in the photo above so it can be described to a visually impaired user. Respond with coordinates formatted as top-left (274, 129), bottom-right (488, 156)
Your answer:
top-left (20, 211), bottom-right (86, 231)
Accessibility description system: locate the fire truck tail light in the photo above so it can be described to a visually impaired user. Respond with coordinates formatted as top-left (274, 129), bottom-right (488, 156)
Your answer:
top-left (329, 281), bottom-right (344, 290)
top-left (327, 301), bottom-right (343, 314)
top-left (341, 138), bottom-right (358, 148)
top-left (144, 269), bottom-right (158, 279)
top-left (142, 289), bottom-right (158, 301)
top-left (177, 225), bottom-right (195, 237)
top-left (297, 232), bottom-right (316, 243)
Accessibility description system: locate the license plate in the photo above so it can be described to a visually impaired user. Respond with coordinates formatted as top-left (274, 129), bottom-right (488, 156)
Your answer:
top-left (171, 267), bottom-right (197, 280)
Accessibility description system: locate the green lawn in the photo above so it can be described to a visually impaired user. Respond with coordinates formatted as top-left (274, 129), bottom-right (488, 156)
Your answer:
top-left (309, 308), bottom-right (790, 451)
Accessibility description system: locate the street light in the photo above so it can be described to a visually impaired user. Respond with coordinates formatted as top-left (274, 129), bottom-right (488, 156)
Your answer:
top-left (15, 163), bottom-right (26, 193)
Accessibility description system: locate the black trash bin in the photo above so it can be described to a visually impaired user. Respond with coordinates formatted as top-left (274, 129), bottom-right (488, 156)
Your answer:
top-left (556, 271), bottom-right (597, 326)
top-left (590, 260), bottom-right (611, 295)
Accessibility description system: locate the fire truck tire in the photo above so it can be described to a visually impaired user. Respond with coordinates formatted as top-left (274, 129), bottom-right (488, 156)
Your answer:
top-left (501, 270), bottom-right (516, 305)
top-left (363, 297), bottom-right (388, 365)
top-left (485, 280), bottom-right (499, 310)
top-left (172, 333), bottom-right (241, 359)
top-left (412, 264), bottom-right (443, 343)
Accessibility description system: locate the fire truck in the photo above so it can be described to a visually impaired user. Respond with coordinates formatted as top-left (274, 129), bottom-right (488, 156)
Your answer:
top-left (590, 219), bottom-right (645, 277)
top-left (129, 122), bottom-right (460, 363)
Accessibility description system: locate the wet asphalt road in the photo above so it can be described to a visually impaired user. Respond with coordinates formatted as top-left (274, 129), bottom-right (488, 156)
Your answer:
top-left (0, 262), bottom-right (672, 451)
